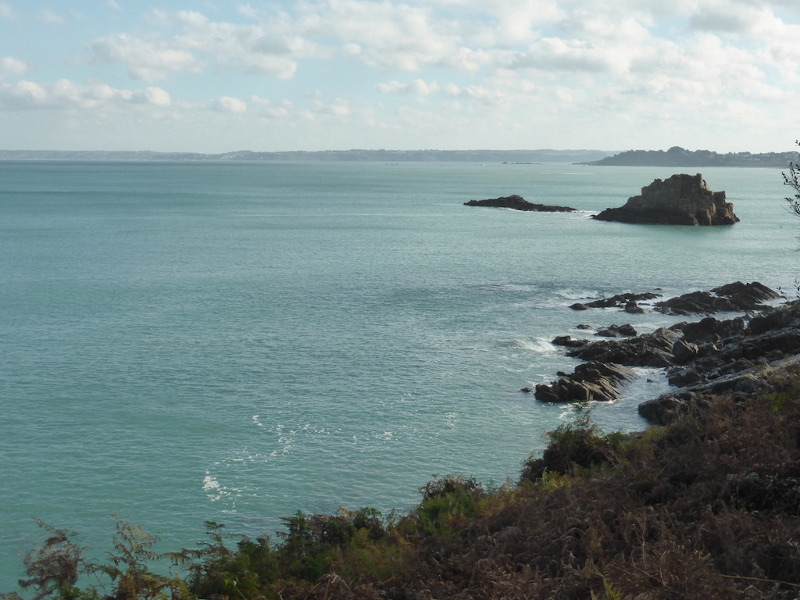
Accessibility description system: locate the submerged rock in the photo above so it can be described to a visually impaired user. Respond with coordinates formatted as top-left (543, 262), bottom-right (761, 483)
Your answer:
top-left (465, 195), bottom-right (576, 212)
top-left (593, 173), bottom-right (739, 225)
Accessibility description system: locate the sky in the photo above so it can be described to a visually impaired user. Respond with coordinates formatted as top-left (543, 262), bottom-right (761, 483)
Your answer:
top-left (1, 0), bottom-right (799, 153)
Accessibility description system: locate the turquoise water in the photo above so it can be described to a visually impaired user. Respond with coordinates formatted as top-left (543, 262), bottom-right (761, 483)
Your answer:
top-left (0, 160), bottom-right (795, 587)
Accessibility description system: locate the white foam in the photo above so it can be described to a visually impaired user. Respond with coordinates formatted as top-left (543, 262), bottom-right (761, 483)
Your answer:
top-left (202, 473), bottom-right (226, 502)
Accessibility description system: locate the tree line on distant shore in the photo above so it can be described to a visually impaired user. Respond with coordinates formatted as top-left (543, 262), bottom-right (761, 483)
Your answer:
top-left (584, 145), bottom-right (796, 168)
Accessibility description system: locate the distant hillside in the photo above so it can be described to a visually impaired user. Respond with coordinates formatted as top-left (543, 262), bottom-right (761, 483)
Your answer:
top-left (0, 149), bottom-right (616, 163)
top-left (583, 145), bottom-right (796, 168)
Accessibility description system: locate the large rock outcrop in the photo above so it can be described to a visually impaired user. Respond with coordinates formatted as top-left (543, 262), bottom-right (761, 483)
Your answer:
top-left (655, 281), bottom-right (779, 315)
top-left (593, 173), bottom-right (739, 225)
top-left (533, 362), bottom-right (637, 403)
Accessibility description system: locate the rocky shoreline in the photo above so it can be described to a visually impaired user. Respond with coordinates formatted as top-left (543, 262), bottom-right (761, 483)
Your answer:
top-left (526, 281), bottom-right (800, 425)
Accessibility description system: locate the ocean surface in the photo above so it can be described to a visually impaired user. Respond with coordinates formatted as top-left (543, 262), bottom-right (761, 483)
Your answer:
top-left (0, 160), bottom-right (796, 588)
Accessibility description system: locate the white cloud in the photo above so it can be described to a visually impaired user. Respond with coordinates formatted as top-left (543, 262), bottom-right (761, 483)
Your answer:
top-left (213, 96), bottom-right (247, 113)
top-left (38, 9), bottom-right (67, 25)
top-left (377, 79), bottom-right (440, 96)
top-left (298, 0), bottom-right (472, 71)
top-left (142, 87), bottom-right (171, 107)
top-left (1, 0), bottom-right (799, 152)
top-left (0, 79), bottom-right (171, 110)
top-left (514, 37), bottom-right (614, 73)
top-left (689, 1), bottom-right (770, 34)
top-left (89, 9), bottom-right (330, 81)
top-left (312, 97), bottom-right (351, 118)
top-left (0, 3), bottom-right (15, 20)
top-left (92, 34), bottom-right (201, 82)
top-left (0, 57), bottom-right (27, 77)
top-left (442, 83), bottom-right (505, 105)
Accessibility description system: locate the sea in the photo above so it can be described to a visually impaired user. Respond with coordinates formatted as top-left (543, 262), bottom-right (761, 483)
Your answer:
top-left (0, 159), bottom-right (796, 588)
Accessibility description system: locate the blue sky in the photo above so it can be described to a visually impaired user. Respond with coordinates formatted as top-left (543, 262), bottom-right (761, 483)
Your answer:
top-left (1, 0), bottom-right (799, 153)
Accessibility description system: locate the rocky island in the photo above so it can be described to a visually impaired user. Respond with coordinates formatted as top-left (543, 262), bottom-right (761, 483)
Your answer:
top-left (464, 194), bottom-right (576, 212)
top-left (593, 173), bottom-right (739, 225)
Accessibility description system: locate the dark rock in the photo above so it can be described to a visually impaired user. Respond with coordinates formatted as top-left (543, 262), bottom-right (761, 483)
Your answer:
top-left (596, 324), bottom-right (638, 338)
top-left (540, 283), bottom-right (796, 422)
top-left (593, 173), bottom-right (739, 225)
top-left (656, 282), bottom-right (779, 315)
top-left (576, 324), bottom-right (593, 330)
top-left (667, 367), bottom-right (704, 387)
top-left (637, 301), bottom-right (800, 424)
top-left (747, 300), bottom-right (800, 334)
top-left (672, 316), bottom-right (746, 343)
top-left (465, 195), bottom-right (576, 212)
top-left (520, 387), bottom-right (533, 393)
top-left (568, 328), bottom-right (681, 368)
top-left (570, 303), bottom-right (589, 311)
top-left (638, 393), bottom-right (712, 426)
top-left (712, 281), bottom-right (780, 308)
top-left (672, 339), bottom-right (699, 364)
top-left (578, 292), bottom-right (660, 310)
top-left (535, 362), bottom-right (636, 403)
top-left (552, 335), bottom-right (586, 348)
top-left (624, 301), bottom-right (645, 314)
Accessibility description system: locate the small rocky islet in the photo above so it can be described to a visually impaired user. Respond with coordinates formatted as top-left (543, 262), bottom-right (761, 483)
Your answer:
top-left (463, 194), bottom-right (576, 212)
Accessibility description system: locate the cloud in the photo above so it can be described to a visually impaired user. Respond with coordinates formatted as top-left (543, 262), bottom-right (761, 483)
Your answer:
top-left (0, 79), bottom-right (171, 110)
top-left (277, 1), bottom-right (493, 72)
top-left (141, 87), bottom-right (172, 107)
top-left (377, 79), bottom-right (440, 96)
top-left (92, 34), bottom-right (201, 82)
top-left (89, 9), bottom-right (326, 81)
top-left (38, 9), bottom-right (67, 25)
top-left (513, 37), bottom-right (615, 73)
top-left (0, 3), bottom-right (15, 20)
top-left (1, 0), bottom-right (798, 153)
top-left (688, 1), bottom-right (778, 35)
top-left (250, 96), bottom-right (294, 120)
top-left (0, 57), bottom-right (27, 77)
top-left (311, 96), bottom-right (351, 118)
top-left (213, 96), bottom-right (247, 113)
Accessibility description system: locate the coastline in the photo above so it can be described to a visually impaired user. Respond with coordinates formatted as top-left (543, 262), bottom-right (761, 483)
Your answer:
top-left (530, 281), bottom-right (797, 423)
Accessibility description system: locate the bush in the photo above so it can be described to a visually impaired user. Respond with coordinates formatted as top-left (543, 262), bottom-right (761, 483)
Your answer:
top-left (520, 406), bottom-right (629, 482)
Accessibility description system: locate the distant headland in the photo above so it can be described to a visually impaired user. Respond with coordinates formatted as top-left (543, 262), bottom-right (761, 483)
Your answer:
top-left (0, 148), bottom-right (615, 163)
top-left (1, 146), bottom-right (796, 167)
top-left (582, 145), bottom-right (796, 168)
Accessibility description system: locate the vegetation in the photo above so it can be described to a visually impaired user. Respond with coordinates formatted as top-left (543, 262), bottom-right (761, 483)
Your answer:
top-left (586, 145), bottom-right (797, 168)
top-left (784, 140), bottom-right (800, 218)
top-left (4, 363), bottom-right (800, 599)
